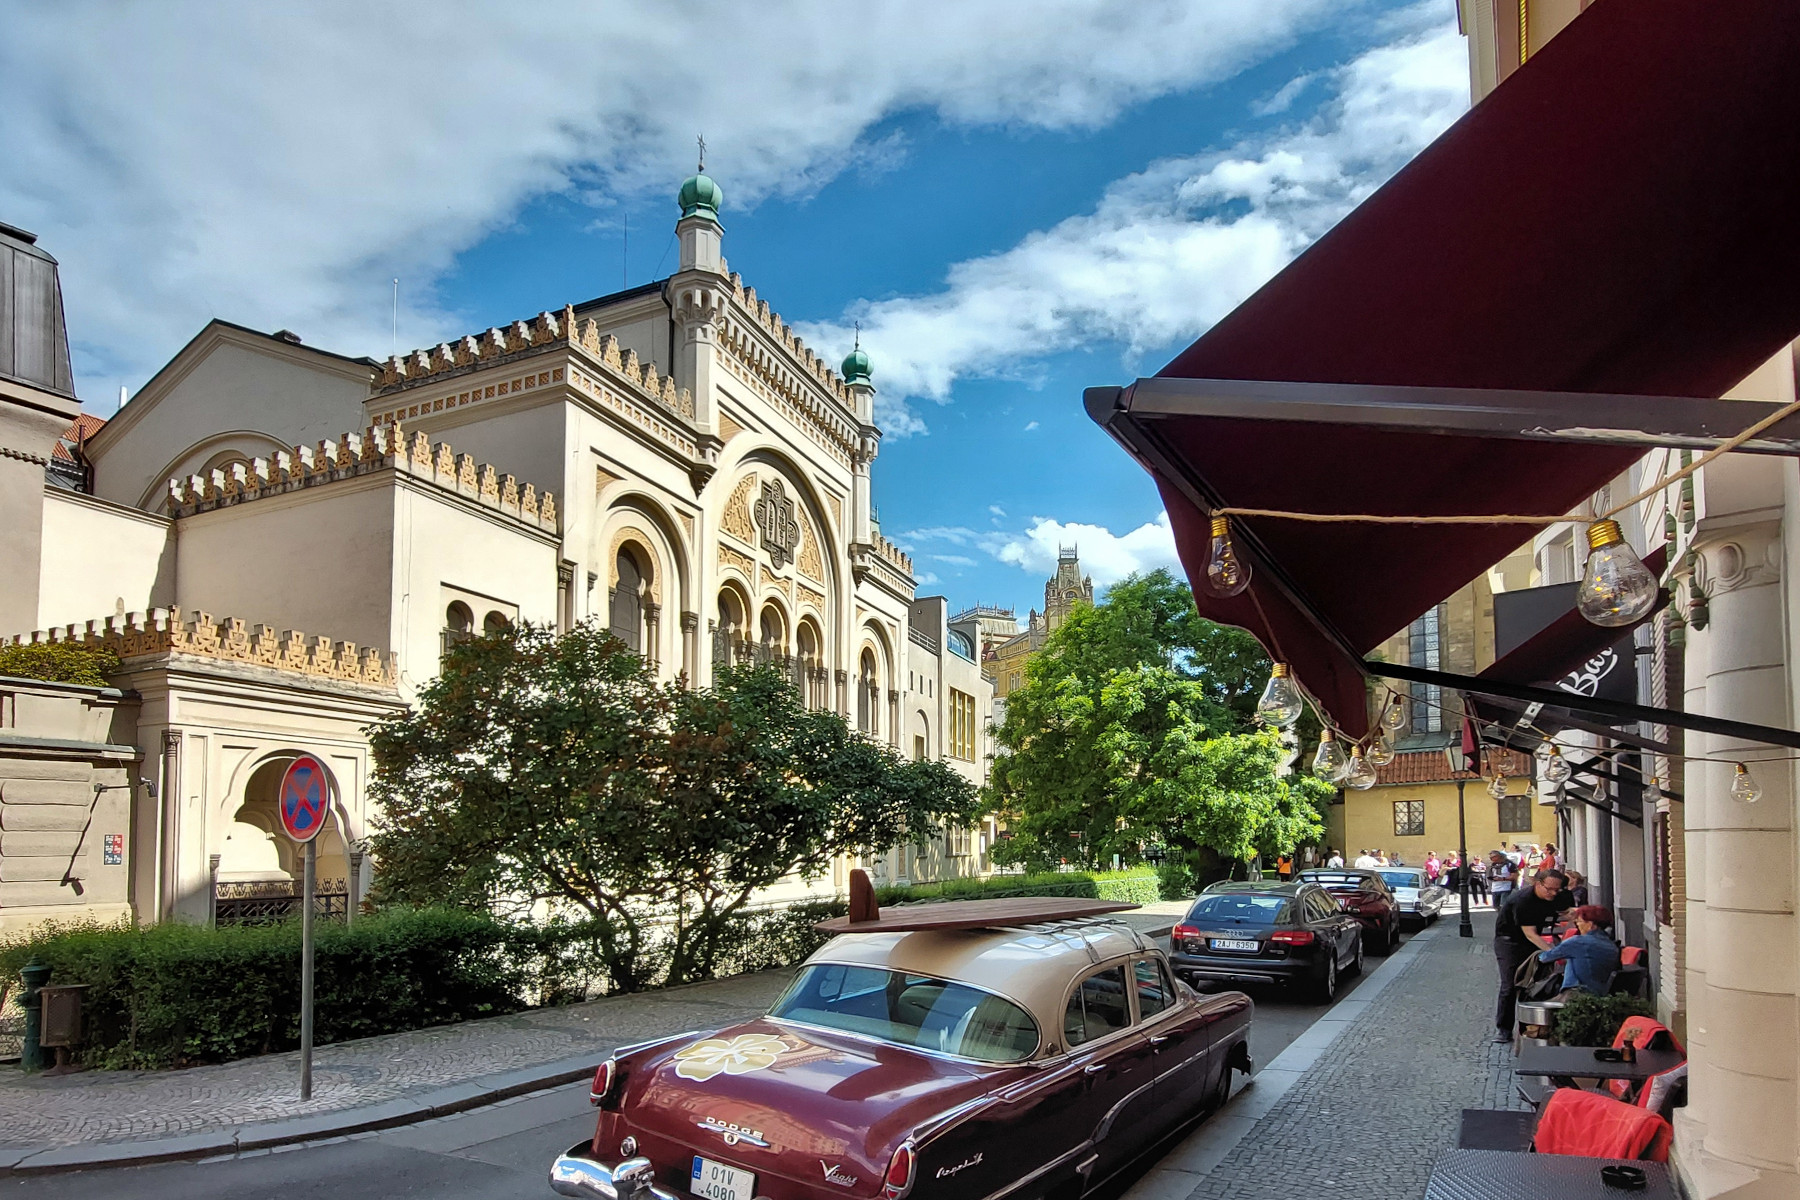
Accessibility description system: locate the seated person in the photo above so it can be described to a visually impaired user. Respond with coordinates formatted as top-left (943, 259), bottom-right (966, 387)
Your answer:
top-left (1564, 870), bottom-right (1590, 908)
top-left (1536, 905), bottom-right (1621, 994)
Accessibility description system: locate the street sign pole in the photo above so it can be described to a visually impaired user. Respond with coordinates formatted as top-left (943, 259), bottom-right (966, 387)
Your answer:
top-left (278, 754), bottom-right (332, 1103)
top-left (300, 837), bottom-right (315, 1100)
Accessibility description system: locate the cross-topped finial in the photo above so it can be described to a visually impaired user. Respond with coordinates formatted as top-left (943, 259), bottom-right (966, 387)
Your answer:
top-left (697, 135), bottom-right (706, 172)
top-left (853, 320), bottom-right (861, 350)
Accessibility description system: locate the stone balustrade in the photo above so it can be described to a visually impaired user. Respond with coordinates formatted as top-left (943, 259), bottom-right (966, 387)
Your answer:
top-left (6, 609), bottom-right (399, 688)
top-left (163, 420), bottom-right (557, 534)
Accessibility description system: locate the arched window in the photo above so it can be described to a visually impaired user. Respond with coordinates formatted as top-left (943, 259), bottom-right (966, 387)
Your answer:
top-left (759, 605), bottom-right (786, 655)
top-left (796, 621), bottom-right (822, 708)
top-left (858, 648), bottom-right (879, 735)
top-left (443, 601), bottom-right (474, 656)
top-left (610, 550), bottom-right (645, 652)
top-left (483, 610), bottom-right (511, 636)
top-left (715, 589), bottom-right (746, 667)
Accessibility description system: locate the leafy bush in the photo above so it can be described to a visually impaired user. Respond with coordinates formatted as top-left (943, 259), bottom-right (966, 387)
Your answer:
top-left (1092, 869), bottom-right (1161, 905)
top-left (1156, 858), bottom-right (1198, 901)
top-left (0, 643), bottom-right (120, 688)
top-left (0, 908), bottom-right (523, 1069)
top-left (1551, 992), bottom-right (1658, 1047)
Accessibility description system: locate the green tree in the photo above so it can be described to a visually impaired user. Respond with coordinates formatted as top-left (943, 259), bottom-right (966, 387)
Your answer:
top-left (367, 623), bottom-right (979, 990)
top-left (987, 570), bottom-right (1329, 877)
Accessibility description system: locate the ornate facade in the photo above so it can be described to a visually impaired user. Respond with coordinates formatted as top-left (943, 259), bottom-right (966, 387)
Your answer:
top-left (0, 179), bottom-right (995, 932)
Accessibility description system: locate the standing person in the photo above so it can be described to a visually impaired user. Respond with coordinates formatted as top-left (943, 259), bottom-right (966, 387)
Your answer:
top-left (1488, 851), bottom-right (1517, 906)
top-left (1564, 870), bottom-right (1590, 907)
top-left (1539, 843), bottom-right (1561, 874)
top-left (1426, 851), bottom-right (1442, 883)
top-left (1354, 848), bottom-right (1378, 869)
top-left (1327, 848), bottom-right (1345, 868)
top-left (1469, 854), bottom-right (1489, 904)
top-left (1276, 853), bottom-right (1293, 881)
top-left (1493, 869), bottom-right (1568, 1042)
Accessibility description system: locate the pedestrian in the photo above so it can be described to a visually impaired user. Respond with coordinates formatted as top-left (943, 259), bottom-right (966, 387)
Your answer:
top-left (1493, 868), bottom-right (1568, 1042)
top-left (1469, 854), bottom-right (1490, 903)
top-left (1564, 869), bottom-right (1589, 908)
top-left (1354, 848), bottom-right (1378, 869)
top-left (1425, 851), bottom-right (1441, 883)
top-left (1488, 851), bottom-right (1517, 905)
top-left (1539, 843), bottom-right (1561, 874)
top-left (1277, 853), bottom-right (1293, 881)
top-left (1391, 850), bottom-right (1406, 866)
top-left (1327, 848), bottom-right (1345, 868)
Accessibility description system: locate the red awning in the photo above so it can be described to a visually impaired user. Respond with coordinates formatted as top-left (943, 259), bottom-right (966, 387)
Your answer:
top-left (1095, 0), bottom-right (1800, 737)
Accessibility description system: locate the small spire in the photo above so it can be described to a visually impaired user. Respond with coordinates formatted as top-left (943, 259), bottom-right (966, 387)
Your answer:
top-left (853, 320), bottom-right (861, 351)
top-left (697, 134), bottom-right (706, 173)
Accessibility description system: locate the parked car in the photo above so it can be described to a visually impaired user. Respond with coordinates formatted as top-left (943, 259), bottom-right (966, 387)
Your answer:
top-left (550, 890), bottom-right (1254, 1200)
top-left (1167, 881), bottom-right (1364, 1002)
top-left (1377, 867), bottom-right (1449, 926)
top-left (1295, 869), bottom-right (1402, 954)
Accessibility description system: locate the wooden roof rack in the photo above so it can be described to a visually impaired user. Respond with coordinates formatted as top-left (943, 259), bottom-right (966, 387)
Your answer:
top-left (814, 870), bottom-right (1139, 934)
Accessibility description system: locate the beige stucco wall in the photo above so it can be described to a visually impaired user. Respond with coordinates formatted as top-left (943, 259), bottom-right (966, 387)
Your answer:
top-left (1343, 779), bottom-right (1558, 863)
top-left (37, 487), bottom-right (175, 629)
top-left (0, 378), bottom-right (79, 636)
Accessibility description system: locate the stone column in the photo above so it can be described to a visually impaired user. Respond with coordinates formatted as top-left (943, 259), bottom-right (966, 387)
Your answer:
top-left (557, 561), bottom-right (576, 632)
top-left (680, 611), bottom-right (699, 685)
top-left (158, 729), bottom-right (182, 922)
top-left (1674, 494), bottom-right (1795, 1197)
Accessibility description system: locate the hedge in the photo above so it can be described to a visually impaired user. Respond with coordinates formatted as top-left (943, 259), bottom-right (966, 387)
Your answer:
top-left (0, 643), bottom-right (120, 688)
top-left (1550, 992), bottom-right (1658, 1047)
top-left (0, 908), bottom-right (524, 1069)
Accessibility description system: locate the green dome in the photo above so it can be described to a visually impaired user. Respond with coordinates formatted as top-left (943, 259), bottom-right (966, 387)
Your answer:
top-left (841, 346), bottom-right (872, 386)
top-left (678, 172), bottom-right (723, 220)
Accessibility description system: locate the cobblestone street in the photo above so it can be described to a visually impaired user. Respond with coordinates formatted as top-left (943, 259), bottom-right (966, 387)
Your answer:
top-left (1129, 910), bottom-right (1522, 1200)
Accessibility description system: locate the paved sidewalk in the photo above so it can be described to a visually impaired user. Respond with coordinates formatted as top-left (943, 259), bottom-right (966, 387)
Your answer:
top-left (1127, 910), bottom-right (1524, 1200)
top-left (0, 903), bottom-right (1186, 1174)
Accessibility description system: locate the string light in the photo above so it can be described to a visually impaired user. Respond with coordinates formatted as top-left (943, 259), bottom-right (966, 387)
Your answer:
top-left (1542, 745), bottom-right (1572, 785)
top-left (1256, 663), bottom-right (1304, 727)
top-left (1576, 520), bottom-right (1659, 627)
top-left (1344, 745), bottom-right (1377, 790)
top-left (1312, 731), bottom-right (1349, 783)
top-left (1203, 516), bottom-right (1252, 597)
top-left (1366, 731), bottom-right (1397, 766)
top-left (1380, 692), bottom-right (1407, 731)
top-left (1487, 770), bottom-right (1508, 800)
top-left (1730, 763), bottom-right (1762, 804)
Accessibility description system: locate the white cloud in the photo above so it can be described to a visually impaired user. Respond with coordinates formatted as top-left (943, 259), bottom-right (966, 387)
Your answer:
top-left (930, 553), bottom-right (978, 567)
top-left (800, 8), bottom-right (1468, 427)
top-left (988, 512), bottom-right (1182, 589)
top-left (987, 504), bottom-right (1006, 517)
top-left (1023, 420), bottom-right (1040, 431)
top-left (0, 0), bottom-right (1338, 408)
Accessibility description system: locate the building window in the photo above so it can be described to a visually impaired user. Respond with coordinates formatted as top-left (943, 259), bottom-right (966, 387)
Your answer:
top-left (858, 649), bottom-right (879, 735)
top-left (609, 550), bottom-right (644, 652)
top-left (948, 825), bottom-right (972, 857)
top-left (914, 735), bottom-right (927, 762)
top-left (442, 601), bottom-right (475, 656)
top-left (949, 689), bottom-right (976, 761)
top-left (483, 610), bottom-right (511, 636)
top-left (1408, 605), bottom-right (1444, 735)
top-left (1498, 793), bottom-right (1534, 833)
top-left (1393, 800), bottom-right (1425, 838)
top-left (1009, 672), bottom-right (1020, 691)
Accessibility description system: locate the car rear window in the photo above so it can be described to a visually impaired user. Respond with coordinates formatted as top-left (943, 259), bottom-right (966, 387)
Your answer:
top-left (1380, 871), bottom-right (1422, 889)
top-left (769, 964), bottom-right (1039, 1063)
top-left (1186, 894), bottom-right (1291, 924)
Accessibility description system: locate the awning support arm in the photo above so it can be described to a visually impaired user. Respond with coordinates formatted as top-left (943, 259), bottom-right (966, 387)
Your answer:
top-left (1370, 661), bottom-right (1800, 751)
top-left (1559, 786), bottom-right (1645, 829)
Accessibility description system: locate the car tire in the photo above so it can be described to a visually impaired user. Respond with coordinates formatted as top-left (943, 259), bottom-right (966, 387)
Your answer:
top-left (1202, 1060), bottom-right (1233, 1113)
top-left (1389, 919), bottom-right (1402, 952)
top-left (1314, 951), bottom-right (1338, 1002)
top-left (1346, 936), bottom-right (1365, 977)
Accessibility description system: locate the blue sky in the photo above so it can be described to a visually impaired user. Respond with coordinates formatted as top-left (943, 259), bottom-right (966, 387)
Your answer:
top-left (2, 1), bottom-right (1469, 621)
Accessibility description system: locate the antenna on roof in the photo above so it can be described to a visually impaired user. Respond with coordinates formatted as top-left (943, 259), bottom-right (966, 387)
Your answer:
top-left (622, 209), bottom-right (628, 289)
top-left (391, 279), bottom-right (398, 356)
top-left (697, 134), bottom-right (706, 173)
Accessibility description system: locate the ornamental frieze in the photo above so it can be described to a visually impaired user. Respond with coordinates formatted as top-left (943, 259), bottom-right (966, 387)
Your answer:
top-left (754, 478), bottom-right (801, 571)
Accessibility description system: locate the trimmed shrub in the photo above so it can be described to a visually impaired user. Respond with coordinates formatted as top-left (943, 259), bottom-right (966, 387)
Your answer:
top-left (1156, 858), bottom-right (1198, 901)
top-left (0, 908), bottom-right (523, 1069)
top-left (1092, 869), bottom-right (1161, 905)
top-left (0, 643), bottom-right (120, 688)
top-left (1550, 991), bottom-right (1658, 1047)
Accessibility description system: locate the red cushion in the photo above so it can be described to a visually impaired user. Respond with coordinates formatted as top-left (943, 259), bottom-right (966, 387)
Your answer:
top-left (1621, 945), bottom-right (1646, 966)
top-left (1534, 1088), bottom-right (1673, 1161)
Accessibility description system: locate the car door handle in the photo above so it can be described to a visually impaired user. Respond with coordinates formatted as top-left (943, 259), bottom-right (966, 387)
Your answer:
top-left (1148, 1035), bottom-right (1170, 1048)
top-left (1083, 1062), bottom-right (1109, 1075)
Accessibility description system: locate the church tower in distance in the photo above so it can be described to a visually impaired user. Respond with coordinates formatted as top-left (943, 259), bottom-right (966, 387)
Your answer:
top-left (1043, 545), bottom-right (1093, 633)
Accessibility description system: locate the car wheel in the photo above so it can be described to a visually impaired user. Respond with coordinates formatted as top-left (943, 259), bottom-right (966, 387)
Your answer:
top-left (1346, 935), bottom-right (1365, 977)
top-left (1389, 919), bottom-right (1402, 951)
top-left (1202, 1060), bottom-right (1233, 1113)
top-left (1315, 951), bottom-right (1338, 1002)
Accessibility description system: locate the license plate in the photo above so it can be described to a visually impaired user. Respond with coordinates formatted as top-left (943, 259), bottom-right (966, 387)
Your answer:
top-left (692, 1157), bottom-right (755, 1200)
top-left (1210, 938), bottom-right (1259, 952)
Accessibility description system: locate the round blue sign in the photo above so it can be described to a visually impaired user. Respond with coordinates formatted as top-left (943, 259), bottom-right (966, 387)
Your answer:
top-left (279, 755), bottom-right (332, 844)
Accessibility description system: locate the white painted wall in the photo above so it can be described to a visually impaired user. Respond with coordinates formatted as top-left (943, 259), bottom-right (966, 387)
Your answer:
top-left (37, 488), bottom-right (175, 628)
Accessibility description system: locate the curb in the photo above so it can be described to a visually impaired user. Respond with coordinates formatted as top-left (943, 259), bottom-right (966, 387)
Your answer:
top-left (0, 1055), bottom-right (600, 1176)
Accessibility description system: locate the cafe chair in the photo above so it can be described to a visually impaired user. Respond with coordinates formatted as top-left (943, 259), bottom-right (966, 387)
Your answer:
top-left (1533, 1087), bottom-right (1673, 1162)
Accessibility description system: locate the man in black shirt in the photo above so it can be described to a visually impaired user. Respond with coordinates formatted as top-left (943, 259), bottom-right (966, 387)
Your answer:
top-left (1493, 869), bottom-right (1567, 1042)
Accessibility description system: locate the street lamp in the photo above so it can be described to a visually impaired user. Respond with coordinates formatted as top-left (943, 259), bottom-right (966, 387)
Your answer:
top-left (1444, 741), bottom-right (1476, 939)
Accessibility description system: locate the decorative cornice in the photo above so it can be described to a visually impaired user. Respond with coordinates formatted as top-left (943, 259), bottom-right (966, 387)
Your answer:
top-left (164, 420), bottom-right (557, 535)
top-left (8, 609), bottom-right (399, 690)
top-left (1, 444), bottom-right (49, 466)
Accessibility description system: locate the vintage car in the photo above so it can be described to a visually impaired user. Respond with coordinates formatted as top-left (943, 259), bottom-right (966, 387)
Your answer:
top-left (1375, 867), bottom-right (1450, 926)
top-left (550, 878), bottom-right (1254, 1200)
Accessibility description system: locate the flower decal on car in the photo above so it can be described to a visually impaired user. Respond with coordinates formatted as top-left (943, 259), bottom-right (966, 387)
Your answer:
top-left (673, 1033), bottom-right (792, 1082)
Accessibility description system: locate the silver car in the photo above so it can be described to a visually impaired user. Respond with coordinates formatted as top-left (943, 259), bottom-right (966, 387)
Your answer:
top-left (1378, 868), bottom-right (1449, 924)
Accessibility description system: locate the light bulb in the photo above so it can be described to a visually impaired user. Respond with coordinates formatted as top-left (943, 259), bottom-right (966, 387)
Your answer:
top-left (1380, 693), bottom-right (1407, 730)
top-left (1534, 740), bottom-right (1555, 766)
top-left (1366, 732), bottom-right (1396, 766)
top-left (1525, 780), bottom-right (1539, 804)
top-left (1344, 746), bottom-right (1376, 790)
top-left (1643, 778), bottom-right (1662, 806)
top-left (1203, 516), bottom-right (1253, 598)
top-left (1577, 520), bottom-right (1659, 627)
top-left (1312, 732), bottom-right (1348, 783)
top-left (1256, 662), bottom-right (1304, 727)
top-left (1542, 745), bottom-right (1571, 785)
top-left (1730, 762), bottom-right (1762, 804)
top-left (1487, 771), bottom-right (1508, 800)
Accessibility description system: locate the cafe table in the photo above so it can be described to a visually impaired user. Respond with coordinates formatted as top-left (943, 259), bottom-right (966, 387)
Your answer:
top-left (1425, 1148), bottom-right (1674, 1200)
top-left (1515, 1043), bottom-right (1685, 1084)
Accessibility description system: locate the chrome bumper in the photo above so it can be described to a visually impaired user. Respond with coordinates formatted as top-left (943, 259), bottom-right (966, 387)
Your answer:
top-left (550, 1144), bottom-right (680, 1200)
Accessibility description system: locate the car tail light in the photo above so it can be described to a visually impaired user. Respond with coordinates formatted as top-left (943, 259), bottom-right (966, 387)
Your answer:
top-left (589, 1058), bottom-right (618, 1107)
top-left (883, 1142), bottom-right (916, 1199)
top-left (1269, 930), bottom-right (1315, 946)
top-left (1171, 923), bottom-right (1201, 943)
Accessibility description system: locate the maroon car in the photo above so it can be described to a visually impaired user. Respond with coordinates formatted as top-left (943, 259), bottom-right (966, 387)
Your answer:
top-left (1295, 869), bottom-right (1402, 954)
top-left (550, 894), bottom-right (1254, 1200)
